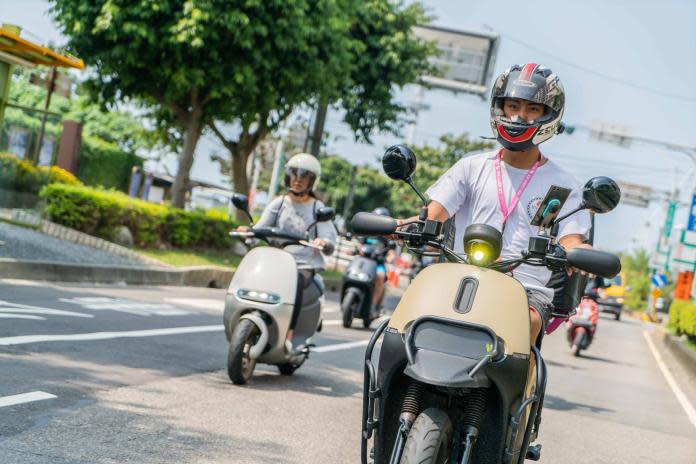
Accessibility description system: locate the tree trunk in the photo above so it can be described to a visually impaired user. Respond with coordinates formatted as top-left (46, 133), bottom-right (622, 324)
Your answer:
top-left (171, 105), bottom-right (203, 208)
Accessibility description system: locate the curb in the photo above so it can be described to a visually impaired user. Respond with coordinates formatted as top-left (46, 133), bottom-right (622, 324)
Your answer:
top-left (0, 258), bottom-right (233, 288)
top-left (1, 209), bottom-right (169, 268)
top-left (659, 327), bottom-right (696, 374)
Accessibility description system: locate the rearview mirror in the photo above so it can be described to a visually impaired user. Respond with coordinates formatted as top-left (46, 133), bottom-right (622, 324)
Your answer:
top-left (315, 207), bottom-right (336, 223)
top-left (581, 177), bottom-right (621, 213)
top-left (231, 193), bottom-right (253, 224)
top-left (382, 144), bottom-right (417, 181)
top-left (231, 193), bottom-right (249, 212)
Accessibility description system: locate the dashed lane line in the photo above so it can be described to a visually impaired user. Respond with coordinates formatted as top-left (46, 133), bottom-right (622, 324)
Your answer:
top-left (0, 391), bottom-right (56, 408)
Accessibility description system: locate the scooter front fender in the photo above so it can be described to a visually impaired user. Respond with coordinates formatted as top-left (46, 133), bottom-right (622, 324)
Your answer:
top-left (240, 312), bottom-right (269, 360)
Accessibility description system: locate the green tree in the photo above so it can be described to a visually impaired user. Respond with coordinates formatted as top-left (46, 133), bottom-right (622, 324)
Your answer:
top-left (619, 248), bottom-right (651, 311)
top-left (208, 0), bottom-right (435, 213)
top-left (2, 70), bottom-right (147, 190)
top-left (49, 0), bottom-right (266, 207)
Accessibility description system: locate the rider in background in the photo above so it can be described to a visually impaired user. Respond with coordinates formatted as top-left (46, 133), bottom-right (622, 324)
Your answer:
top-left (237, 153), bottom-right (336, 350)
top-left (360, 207), bottom-right (394, 318)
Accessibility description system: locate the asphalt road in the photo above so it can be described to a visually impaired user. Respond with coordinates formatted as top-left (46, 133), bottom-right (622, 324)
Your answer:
top-left (0, 279), bottom-right (695, 463)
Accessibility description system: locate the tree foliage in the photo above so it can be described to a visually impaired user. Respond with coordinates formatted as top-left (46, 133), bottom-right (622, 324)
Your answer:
top-left (618, 248), bottom-right (651, 311)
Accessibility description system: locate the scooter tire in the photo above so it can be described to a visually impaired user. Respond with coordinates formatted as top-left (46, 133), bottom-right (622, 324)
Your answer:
top-left (227, 319), bottom-right (259, 385)
top-left (399, 408), bottom-right (453, 464)
top-left (341, 292), bottom-right (357, 328)
top-left (277, 363), bottom-right (297, 376)
top-left (572, 330), bottom-right (585, 357)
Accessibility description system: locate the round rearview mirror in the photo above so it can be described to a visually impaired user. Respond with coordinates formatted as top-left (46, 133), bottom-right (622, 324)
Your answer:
top-left (463, 224), bottom-right (502, 267)
top-left (382, 144), bottom-right (417, 181)
top-left (582, 177), bottom-right (621, 213)
top-left (231, 193), bottom-right (250, 212)
top-left (315, 206), bottom-right (336, 223)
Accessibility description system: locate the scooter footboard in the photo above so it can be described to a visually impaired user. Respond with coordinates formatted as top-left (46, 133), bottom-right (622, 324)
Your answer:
top-left (361, 318), bottom-right (390, 464)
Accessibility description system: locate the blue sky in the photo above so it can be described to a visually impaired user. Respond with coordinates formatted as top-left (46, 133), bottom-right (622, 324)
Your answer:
top-left (2, 0), bottom-right (695, 254)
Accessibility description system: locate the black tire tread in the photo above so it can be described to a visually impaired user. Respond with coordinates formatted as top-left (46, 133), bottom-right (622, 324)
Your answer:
top-left (341, 291), bottom-right (356, 328)
top-left (227, 319), bottom-right (258, 385)
top-left (399, 408), bottom-right (453, 464)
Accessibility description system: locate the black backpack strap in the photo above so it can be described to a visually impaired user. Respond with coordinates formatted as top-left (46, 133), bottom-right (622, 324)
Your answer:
top-left (274, 195), bottom-right (286, 228)
top-left (311, 200), bottom-right (318, 240)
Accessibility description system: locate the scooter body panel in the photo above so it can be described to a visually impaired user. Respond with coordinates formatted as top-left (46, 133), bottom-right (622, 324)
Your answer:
top-left (342, 255), bottom-right (378, 317)
top-left (389, 262), bottom-right (531, 356)
top-left (224, 246), bottom-right (319, 365)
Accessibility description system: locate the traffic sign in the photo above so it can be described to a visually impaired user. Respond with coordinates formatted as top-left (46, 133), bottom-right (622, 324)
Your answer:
top-left (688, 194), bottom-right (696, 232)
top-left (651, 273), bottom-right (667, 288)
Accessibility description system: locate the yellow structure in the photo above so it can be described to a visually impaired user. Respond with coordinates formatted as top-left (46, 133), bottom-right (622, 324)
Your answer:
top-left (0, 24), bottom-right (84, 130)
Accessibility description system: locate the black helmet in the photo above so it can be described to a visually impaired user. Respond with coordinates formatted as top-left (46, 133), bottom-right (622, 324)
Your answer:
top-left (372, 207), bottom-right (391, 217)
top-left (490, 63), bottom-right (565, 151)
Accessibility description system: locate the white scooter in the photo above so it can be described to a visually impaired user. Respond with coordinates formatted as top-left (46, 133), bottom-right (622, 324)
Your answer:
top-left (223, 193), bottom-right (335, 385)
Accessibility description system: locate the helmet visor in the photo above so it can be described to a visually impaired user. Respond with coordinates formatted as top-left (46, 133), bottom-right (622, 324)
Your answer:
top-left (286, 167), bottom-right (315, 180)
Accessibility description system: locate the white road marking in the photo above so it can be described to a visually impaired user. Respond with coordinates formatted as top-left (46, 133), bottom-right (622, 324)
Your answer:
top-left (643, 330), bottom-right (696, 431)
top-left (313, 340), bottom-right (369, 353)
top-left (164, 298), bottom-right (224, 311)
top-left (322, 320), bottom-right (343, 326)
top-left (0, 325), bottom-right (223, 346)
top-left (60, 297), bottom-right (190, 316)
top-left (322, 303), bottom-right (340, 313)
top-left (0, 314), bottom-right (45, 320)
top-left (0, 301), bottom-right (93, 318)
top-left (0, 391), bottom-right (56, 408)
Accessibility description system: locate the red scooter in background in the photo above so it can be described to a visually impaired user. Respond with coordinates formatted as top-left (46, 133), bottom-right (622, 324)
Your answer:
top-left (567, 287), bottom-right (600, 356)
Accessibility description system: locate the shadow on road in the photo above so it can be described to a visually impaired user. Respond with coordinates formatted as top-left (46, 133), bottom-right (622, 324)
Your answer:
top-left (543, 394), bottom-right (614, 414)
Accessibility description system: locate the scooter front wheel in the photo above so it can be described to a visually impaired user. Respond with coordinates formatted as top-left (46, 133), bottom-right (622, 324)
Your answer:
top-left (227, 319), bottom-right (260, 385)
top-left (341, 291), bottom-right (357, 328)
top-left (572, 330), bottom-right (585, 357)
top-left (400, 408), bottom-right (453, 464)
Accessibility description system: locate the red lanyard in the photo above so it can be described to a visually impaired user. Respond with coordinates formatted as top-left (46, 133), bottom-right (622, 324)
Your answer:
top-left (495, 150), bottom-right (542, 225)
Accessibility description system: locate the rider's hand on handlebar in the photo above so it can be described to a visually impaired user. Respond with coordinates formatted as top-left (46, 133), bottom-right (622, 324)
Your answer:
top-left (236, 225), bottom-right (251, 233)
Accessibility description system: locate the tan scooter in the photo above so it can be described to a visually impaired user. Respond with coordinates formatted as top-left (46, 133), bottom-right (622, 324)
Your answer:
top-left (355, 145), bottom-right (621, 464)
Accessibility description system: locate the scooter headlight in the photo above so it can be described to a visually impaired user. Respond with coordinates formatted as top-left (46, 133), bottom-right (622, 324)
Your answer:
top-left (348, 271), bottom-right (370, 282)
top-left (237, 288), bottom-right (281, 304)
top-left (463, 224), bottom-right (502, 267)
top-left (349, 270), bottom-right (371, 282)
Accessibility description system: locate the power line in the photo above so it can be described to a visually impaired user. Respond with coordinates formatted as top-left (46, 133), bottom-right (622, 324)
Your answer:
top-left (499, 32), bottom-right (696, 103)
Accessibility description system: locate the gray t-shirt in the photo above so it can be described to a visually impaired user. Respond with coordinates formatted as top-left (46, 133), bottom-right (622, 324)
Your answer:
top-left (256, 195), bottom-right (337, 270)
top-left (426, 150), bottom-right (591, 292)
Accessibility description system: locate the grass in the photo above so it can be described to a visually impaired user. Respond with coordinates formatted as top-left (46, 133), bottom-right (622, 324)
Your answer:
top-left (137, 248), bottom-right (343, 281)
top-left (138, 248), bottom-right (242, 269)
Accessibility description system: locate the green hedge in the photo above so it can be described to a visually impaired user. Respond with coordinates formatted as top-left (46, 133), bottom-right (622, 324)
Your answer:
top-left (0, 152), bottom-right (81, 194)
top-left (40, 183), bottom-right (236, 249)
top-left (77, 136), bottom-right (144, 191)
top-left (668, 299), bottom-right (696, 337)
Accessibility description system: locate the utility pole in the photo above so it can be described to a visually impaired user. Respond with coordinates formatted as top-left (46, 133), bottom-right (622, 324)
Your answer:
top-left (33, 66), bottom-right (57, 165)
top-left (308, 99), bottom-right (328, 157)
top-left (343, 166), bottom-right (358, 229)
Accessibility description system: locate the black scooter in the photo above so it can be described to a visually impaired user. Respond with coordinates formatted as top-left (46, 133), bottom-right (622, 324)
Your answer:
top-left (341, 242), bottom-right (384, 329)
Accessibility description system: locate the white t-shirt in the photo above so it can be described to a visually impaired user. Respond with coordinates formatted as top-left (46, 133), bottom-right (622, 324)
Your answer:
top-left (426, 149), bottom-right (591, 291)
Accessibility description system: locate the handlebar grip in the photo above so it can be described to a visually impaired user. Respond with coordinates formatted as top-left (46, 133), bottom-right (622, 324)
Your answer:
top-left (565, 248), bottom-right (621, 278)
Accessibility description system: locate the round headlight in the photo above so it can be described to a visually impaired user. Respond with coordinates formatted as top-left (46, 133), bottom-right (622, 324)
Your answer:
top-left (463, 224), bottom-right (502, 267)
top-left (465, 239), bottom-right (497, 266)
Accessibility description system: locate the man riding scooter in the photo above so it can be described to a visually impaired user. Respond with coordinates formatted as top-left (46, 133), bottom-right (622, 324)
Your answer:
top-left (341, 207), bottom-right (394, 328)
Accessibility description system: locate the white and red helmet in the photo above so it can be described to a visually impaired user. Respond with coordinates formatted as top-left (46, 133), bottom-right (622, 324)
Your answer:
top-left (490, 63), bottom-right (565, 151)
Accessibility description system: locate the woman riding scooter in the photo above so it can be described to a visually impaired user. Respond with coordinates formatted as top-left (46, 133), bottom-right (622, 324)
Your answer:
top-left (236, 153), bottom-right (336, 352)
